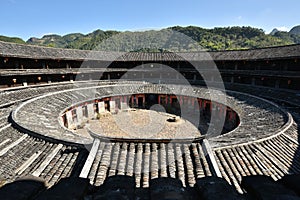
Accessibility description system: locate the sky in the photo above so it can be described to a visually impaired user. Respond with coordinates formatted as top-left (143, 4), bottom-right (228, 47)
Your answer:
top-left (1, 0), bottom-right (300, 40)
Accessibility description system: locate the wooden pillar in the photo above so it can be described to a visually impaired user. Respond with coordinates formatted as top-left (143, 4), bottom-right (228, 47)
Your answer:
top-left (275, 80), bottom-right (280, 88)
top-left (66, 111), bottom-right (74, 129)
top-left (98, 101), bottom-right (105, 113)
top-left (218, 105), bottom-right (223, 118)
top-left (110, 101), bottom-right (116, 114)
top-left (198, 99), bottom-right (202, 109)
top-left (228, 109), bottom-right (233, 120)
top-left (87, 104), bottom-right (95, 119)
top-left (251, 77), bottom-right (255, 86)
top-left (76, 107), bottom-right (83, 124)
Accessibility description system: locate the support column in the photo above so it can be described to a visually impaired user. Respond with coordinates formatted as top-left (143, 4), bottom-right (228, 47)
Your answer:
top-left (121, 101), bottom-right (128, 111)
top-left (228, 110), bottom-right (233, 120)
top-left (66, 111), bottom-right (74, 129)
top-left (87, 104), bottom-right (95, 119)
top-left (110, 100), bottom-right (116, 114)
top-left (234, 64), bottom-right (238, 70)
top-left (131, 96), bottom-right (135, 106)
top-left (218, 105), bottom-right (223, 118)
top-left (191, 97), bottom-right (195, 108)
top-left (199, 99), bottom-right (202, 109)
top-left (98, 102), bottom-right (105, 113)
top-left (251, 78), bottom-right (255, 86)
top-left (76, 107), bottom-right (83, 125)
top-left (180, 96), bottom-right (183, 106)
top-left (275, 80), bottom-right (280, 89)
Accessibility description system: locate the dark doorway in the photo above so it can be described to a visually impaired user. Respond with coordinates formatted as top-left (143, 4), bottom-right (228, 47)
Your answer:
top-left (105, 100), bottom-right (110, 111)
top-left (145, 94), bottom-right (158, 109)
top-left (138, 97), bottom-right (144, 108)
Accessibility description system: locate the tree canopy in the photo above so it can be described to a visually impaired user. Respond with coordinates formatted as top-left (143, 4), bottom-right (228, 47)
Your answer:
top-left (1, 26), bottom-right (300, 52)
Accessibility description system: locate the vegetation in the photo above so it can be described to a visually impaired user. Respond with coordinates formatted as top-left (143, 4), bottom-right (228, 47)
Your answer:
top-left (169, 26), bottom-right (292, 50)
top-left (1, 25), bottom-right (300, 51)
top-left (0, 35), bottom-right (25, 44)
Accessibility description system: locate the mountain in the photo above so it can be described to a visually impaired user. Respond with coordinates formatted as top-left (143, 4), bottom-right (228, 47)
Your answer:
top-left (27, 34), bottom-right (77, 48)
top-left (0, 35), bottom-right (25, 44)
top-left (271, 25), bottom-right (300, 44)
top-left (270, 28), bottom-right (279, 35)
top-left (289, 25), bottom-right (300, 35)
top-left (1, 26), bottom-right (300, 51)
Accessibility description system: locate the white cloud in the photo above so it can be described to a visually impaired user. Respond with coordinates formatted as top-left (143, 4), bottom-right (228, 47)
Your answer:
top-left (275, 26), bottom-right (289, 32)
top-left (42, 33), bottom-right (56, 36)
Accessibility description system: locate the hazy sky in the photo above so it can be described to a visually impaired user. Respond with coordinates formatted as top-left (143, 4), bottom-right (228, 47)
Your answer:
top-left (1, 0), bottom-right (299, 40)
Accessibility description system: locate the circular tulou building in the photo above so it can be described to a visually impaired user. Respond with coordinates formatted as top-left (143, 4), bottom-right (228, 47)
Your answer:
top-left (0, 40), bottom-right (300, 199)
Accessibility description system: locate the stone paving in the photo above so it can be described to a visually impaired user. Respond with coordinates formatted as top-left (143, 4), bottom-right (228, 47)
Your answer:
top-left (77, 109), bottom-right (201, 139)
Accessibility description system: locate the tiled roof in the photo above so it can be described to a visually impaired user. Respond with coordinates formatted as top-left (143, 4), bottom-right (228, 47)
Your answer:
top-left (1, 41), bottom-right (300, 61)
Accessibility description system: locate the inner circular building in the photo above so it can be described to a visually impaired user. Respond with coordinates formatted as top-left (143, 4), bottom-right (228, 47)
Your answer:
top-left (0, 41), bottom-right (300, 199)
top-left (61, 93), bottom-right (240, 140)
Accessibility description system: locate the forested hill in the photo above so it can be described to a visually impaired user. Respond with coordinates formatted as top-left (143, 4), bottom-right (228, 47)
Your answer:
top-left (1, 25), bottom-right (300, 51)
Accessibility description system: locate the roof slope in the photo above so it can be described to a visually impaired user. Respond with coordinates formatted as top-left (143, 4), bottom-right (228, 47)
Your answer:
top-left (0, 41), bottom-right (300, 61)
